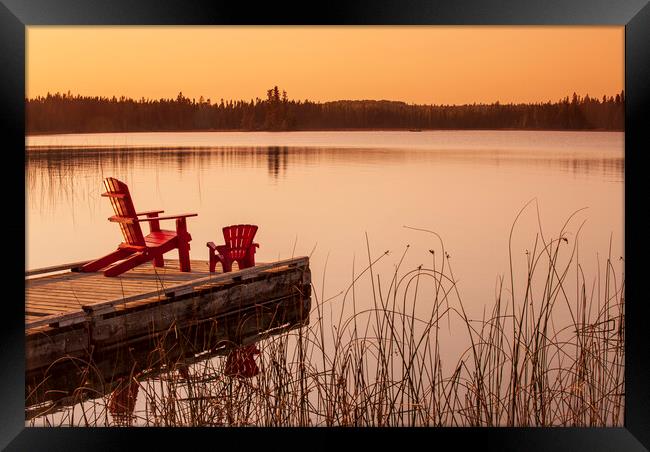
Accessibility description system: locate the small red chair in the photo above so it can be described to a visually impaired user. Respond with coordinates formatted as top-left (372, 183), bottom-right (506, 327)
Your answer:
top-left (80, 177), bottom-right (197, 277)
top-left (207, 224), bottom-right (259, 273)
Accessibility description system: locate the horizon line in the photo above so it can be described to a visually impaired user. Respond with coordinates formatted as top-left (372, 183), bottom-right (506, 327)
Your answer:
top-left (25, 89), bottom-right (626, 107)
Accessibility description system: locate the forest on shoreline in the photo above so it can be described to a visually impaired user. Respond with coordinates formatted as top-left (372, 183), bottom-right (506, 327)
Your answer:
top-left (26, 86), bottom-right (625, 134)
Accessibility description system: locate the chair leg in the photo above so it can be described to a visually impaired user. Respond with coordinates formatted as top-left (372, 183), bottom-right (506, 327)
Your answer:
top-left (104, 252), bottom-right (150, 277)
top-left (221, 257), bottom-right (232, 273)
top-left (80, 248), bottom-right (133, 273)
top-left (208, 250), bottom-right (217, 273)
top-left (178, 245), bottom-right (191, 272)
top-left (244, 253), bottom-right (256, 268)
top-left (244, 245), bottom-right (257, 268)
top-left (176, 218), bottom-right (191, 272)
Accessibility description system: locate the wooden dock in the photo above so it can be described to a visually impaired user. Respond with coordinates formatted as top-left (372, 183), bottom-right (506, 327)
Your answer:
top-left (25, 257), bottom-right (311, 418)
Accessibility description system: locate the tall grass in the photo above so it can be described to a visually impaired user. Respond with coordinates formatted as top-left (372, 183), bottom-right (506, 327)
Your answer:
top-left (29, 207), bottom-right (624, 427)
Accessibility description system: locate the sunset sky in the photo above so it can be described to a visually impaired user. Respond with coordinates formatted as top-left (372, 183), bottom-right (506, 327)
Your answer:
top-left (26, 26), bottom-right (624, 105)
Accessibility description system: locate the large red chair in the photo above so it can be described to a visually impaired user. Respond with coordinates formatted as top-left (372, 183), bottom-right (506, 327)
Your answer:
top-left (80, 177), bottom-right (197, 277)
top-left (207, 224), bottom-right (259, 273)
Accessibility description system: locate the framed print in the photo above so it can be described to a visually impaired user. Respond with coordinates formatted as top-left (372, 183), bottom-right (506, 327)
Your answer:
top-left (1, 0), bottom-right (649, 449)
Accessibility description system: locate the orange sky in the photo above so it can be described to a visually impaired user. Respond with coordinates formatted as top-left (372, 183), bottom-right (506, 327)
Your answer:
top-left (26, 26), bottom-right (624, 105)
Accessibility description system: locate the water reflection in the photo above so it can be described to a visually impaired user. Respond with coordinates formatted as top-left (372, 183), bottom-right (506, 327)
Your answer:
top-left (26, 144), bottom-right (624, 186)
top-left (26, 292), bottom-right (310, 422)
top-left (266, 146), bottom-right (288, 179)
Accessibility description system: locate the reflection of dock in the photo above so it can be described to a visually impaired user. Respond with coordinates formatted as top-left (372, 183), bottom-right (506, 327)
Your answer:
top-left (25, 257), bottom-right (311, 418)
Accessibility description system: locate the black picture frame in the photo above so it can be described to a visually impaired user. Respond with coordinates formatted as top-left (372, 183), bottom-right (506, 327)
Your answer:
top-left (2, 0), bottom-right (648, 450)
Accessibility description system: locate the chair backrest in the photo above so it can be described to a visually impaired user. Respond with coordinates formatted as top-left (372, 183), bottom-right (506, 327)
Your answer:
top-left (103, 177), bottom-right (145, 246)
top-left (222, 224), bottom-right (258, 251)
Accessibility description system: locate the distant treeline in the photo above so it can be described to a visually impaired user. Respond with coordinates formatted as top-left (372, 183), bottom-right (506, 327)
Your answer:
top-left (26, 86), bottom-right (625, 134)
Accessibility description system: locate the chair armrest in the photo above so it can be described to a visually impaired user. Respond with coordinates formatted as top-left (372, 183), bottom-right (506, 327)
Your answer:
top-left (101, 192), bottom-right (127, 199)
top-left (136, 210), bottom-right (164, 217)
top-left (108, 215), bottom-right (135, 224)
top-left (136, 213), bottom-right (198, 222)
top-left (207, 241), bottom-right (218, 251)
top-left (251, 243), bottom-right (260, 248)
top-left (216, 245), bottom-right (229, 254)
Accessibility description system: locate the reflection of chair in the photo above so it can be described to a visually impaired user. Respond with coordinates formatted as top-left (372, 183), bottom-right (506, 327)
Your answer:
top-left (80, 177), bottom-right (197, 277)
top-left (207, 224), bottom-right (259, 273)
top-left (108, 377), bottom-right (139, 424)
top-left (224, 345), bottom-right (261, 378)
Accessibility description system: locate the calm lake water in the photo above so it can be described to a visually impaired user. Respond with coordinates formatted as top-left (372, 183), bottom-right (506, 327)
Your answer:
top-left (26, 130), bottom-right (624, 309)
top-left (25, 130), bottom-right (624, 425)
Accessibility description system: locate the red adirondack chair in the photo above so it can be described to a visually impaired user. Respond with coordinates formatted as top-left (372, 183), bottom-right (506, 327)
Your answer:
top-left (80, 177), bottom-right (197, 277)
top-left (207, 224), bottom-right (259, 273)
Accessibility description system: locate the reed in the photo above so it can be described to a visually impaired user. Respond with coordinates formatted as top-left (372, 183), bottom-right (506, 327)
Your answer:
top-left (29, 207), bottom-right (624, 427)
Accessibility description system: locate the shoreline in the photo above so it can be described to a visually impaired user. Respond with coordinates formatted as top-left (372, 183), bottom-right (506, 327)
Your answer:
top-left (26, 127), bottom-right (624, 137)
